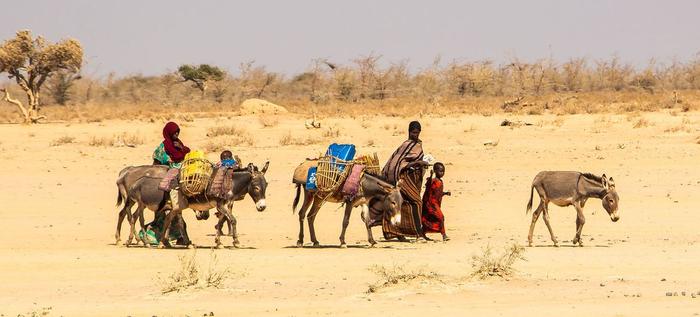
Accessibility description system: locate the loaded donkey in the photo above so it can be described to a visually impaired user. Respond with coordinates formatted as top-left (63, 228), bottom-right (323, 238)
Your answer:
top-left (292, 160), bottom-right (403, 248)
top-left (115, 162), bottom-right (269, 248)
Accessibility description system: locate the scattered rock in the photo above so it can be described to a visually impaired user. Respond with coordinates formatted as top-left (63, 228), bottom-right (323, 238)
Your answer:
top-left (661, 278), bottom-right (667, 281)
top-left (666, 292), bottom-right (673, 296)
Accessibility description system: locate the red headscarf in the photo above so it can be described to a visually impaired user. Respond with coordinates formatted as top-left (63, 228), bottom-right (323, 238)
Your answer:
top-left (162, 122), bottom-right (190, 163)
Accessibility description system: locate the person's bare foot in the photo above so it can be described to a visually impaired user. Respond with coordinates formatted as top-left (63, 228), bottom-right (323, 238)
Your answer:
top-left (422, 235), bottom-right (434, 241)
top-left (442, 235), bottom-right (450, 241)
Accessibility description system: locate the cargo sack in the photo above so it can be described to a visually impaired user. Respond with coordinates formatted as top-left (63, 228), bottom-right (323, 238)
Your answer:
top-left (306, 166), bottom-right (318, 191)
top-left (159, 168), bottom-right (180, 191)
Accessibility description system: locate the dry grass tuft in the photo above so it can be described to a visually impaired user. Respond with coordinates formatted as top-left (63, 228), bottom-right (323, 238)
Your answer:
top-left (206, 125), bottom-right (247, 137)
top-left (258, 115), bottom-right (279, 128)
top-left (322, 126), bottom-right (341, 138)
top-left (279, 132), bottom-right (320, 146)
top-left (537, 117), bottom-right (565, 128)
top-left (470, 243), bottom-right (526, 280)
top-left (159, 251), bottom-right (233, 294)
top-left (204, 134), bottom-right (253, 153)
top-left (50, 136), bottom-right (75, 146)
top-left (633, 118), bottom-right (653, 128)
top-left (664, 123), bottom-right (693, 134)
top-left (88, 136), bottom-right (115, 147)
top-left (87, 133), bottom-right (144, 147)
top-left (17, 306), bottom-right (52, 317)
top-left (115, 132), bottom-right (144, 147)
top-left (367, 264), bottom-right (442, 294)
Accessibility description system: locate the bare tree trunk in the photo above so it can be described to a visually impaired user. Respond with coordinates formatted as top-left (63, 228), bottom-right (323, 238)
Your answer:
top-left (2, 88), bottom-right (46, 123)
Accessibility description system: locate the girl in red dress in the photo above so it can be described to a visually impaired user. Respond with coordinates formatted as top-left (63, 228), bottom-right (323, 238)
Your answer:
top-left (421, 162), bottom-right (451, 241)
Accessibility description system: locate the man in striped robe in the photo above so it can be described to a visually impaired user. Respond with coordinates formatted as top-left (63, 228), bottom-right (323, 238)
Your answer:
top-left (380, 121), bottom-right (428, 240)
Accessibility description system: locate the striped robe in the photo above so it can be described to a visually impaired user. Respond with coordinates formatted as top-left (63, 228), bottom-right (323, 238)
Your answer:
top-left (380, 139), bottom-right (425, 238)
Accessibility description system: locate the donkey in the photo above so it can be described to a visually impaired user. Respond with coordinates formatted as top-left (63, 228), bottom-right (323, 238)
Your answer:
top-left (292, 163), bottom-right (403, 248)
top-left (116, 162), bottom-right (269, 248)
top-left (526, 171), bottom-right (620, 247)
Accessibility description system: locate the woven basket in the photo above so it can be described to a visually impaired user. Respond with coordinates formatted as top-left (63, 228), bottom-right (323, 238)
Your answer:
top-left (180, 158), bottom-right (213, 197)
top-left (316, 155), bottom-right (351, 193)
top-left (354, 153), bottom-right (380, 176)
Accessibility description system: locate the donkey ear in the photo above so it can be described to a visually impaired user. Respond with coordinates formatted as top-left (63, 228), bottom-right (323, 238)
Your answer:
top-left (247, 163), bottom-right (255, 173)
top-left (601, 174), bottom-right (609, 189)
top-left (608, 177), bottom-right (615, 188)
top-left (261, 161), bottom-right (270, 174)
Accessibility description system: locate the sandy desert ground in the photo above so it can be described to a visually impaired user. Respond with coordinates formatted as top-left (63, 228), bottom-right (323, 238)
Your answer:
top-left (1, 111), bottom-right (699, 316)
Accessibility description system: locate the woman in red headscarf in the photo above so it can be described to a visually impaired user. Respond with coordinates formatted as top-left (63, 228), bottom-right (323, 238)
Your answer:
top-left (153, 121), bottom-right (190, 168)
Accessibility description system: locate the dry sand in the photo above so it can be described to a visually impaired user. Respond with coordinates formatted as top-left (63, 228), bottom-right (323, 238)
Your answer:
top-left (1, 112), bottom-right (699, 316)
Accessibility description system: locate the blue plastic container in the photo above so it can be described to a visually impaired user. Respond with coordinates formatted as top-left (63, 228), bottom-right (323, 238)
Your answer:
top-left (326, 143), bottom-right (356, 172)
top-left (221, 159), bottom-right (236, 167)
top-left (306, 167), bottom-right (318, 191)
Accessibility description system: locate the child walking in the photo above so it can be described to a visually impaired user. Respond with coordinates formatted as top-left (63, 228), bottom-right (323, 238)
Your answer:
top-left (421, 162), bottom-right (451, 241)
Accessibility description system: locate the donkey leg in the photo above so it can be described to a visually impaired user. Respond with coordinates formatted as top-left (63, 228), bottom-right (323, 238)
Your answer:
top-left (527, 202), bottom-right (544, 247)
top-left (125, 204), bottom-right (141, 246)
top-left (339, 203), bottom-right (353, 248)
top-left (175, 213), bottom-right (193, 248)
top-left (541, 203), bottom-right (558, 247)
top-left (573, 203), bottom-right (586, 246)
top-left (297, 191), bottom-right (313, 247)
top-left (360, 204), bottom-right (377, 247)
top-left (307, 199), bottom-right (323, 247)
top-left (216, 203), bottom-right (239, 248)
top-left (115, 202), bottom-right (130, 245)
top-left (214, 212), bottom-right (226, 248)
top-left (159, 209), bottom-right (180, 248)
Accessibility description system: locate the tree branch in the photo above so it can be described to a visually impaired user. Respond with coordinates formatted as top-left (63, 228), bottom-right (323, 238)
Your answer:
top-left (1, 88), bottom-right (30, 121)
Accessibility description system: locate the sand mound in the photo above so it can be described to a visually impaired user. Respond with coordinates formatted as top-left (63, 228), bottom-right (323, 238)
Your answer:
top-left (239, 98), bottom-right (288, 115)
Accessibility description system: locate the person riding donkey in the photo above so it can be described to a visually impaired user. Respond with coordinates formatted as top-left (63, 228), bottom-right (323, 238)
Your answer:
top-left (144, 121), bottom-right (192, 244)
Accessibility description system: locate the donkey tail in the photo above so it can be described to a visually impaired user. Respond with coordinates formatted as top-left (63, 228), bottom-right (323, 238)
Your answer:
top-left (292, 183), bottom-right (301, 214)
top-left (526, 185), bottom-right (534, 214)
top-left (117, 188), bottom-right (124, 207)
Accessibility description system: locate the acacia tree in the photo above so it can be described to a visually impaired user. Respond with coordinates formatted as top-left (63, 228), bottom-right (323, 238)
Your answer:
top-left (177, 64), bottom-right (225, 95)
top-left (0, 30), bottom-right (83, 123)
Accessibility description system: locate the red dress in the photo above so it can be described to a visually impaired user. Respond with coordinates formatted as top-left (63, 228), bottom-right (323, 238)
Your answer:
top-left (421, 178), bottom-right (445, 234)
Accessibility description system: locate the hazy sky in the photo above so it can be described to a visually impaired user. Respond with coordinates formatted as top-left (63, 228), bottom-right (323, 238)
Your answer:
top-left (2, 0), bottom-right (699, 77)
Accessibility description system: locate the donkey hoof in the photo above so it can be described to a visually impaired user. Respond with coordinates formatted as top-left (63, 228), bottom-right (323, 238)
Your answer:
top-left (553, 241), bottom-right (559, 247)
top-left (187, 243), bottom-right (196, 249)
top-left (296, 241), bottom-right (304, 248)
top-left (312, 242), bottom-right (320, 248)
top-left (340, 243), bottom-right (347, 249)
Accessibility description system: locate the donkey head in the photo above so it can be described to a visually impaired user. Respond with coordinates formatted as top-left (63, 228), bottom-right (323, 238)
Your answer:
top-left (246, 161), bottom-right (269, 211)
top-left (377, 181), bottom-right (403, 226)
top-left (601, 174), bottom-right (620, 222)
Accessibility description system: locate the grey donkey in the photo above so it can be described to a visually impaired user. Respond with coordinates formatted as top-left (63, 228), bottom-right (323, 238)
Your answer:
top-left (292, 162), bottom-right (403, 248)
top-left (526, 171), bottom-right (619, 247)
top-left (116, 162), bottom-right (269, 248)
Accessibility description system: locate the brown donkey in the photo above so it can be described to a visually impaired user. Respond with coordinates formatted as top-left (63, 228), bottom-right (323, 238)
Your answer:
top-left (526, 171), bottom-right (620, 247)
top-left (292, 162), bottom-right (403, 248)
